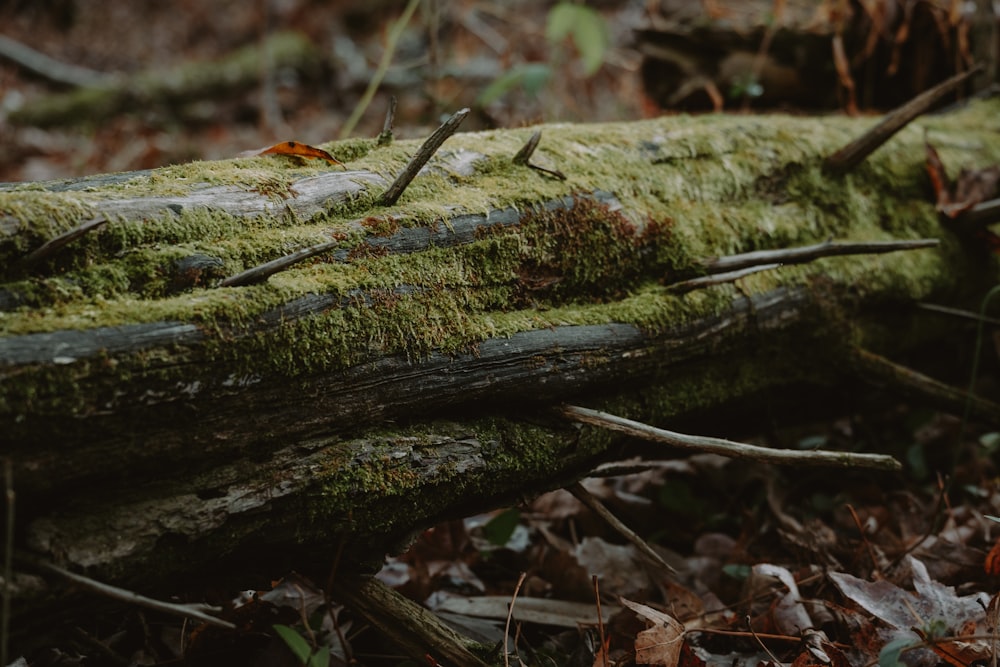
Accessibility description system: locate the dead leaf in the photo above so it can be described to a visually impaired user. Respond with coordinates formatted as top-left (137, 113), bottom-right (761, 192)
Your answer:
top-left (983, 536), bottom-right (1000, 576)
top-left (620, 597), bottom-right (685, 667)
top-left (953, 165), bottom-right (1000, 212)
top-left (745, 563), bottom-right (814, 636)
top-left (925, 141), bottom-right (952, 210)
top-left (242, 141), bottom-right (346, 167)
top-left (574, 537), bottom-right (653, 598)
top-left (925, 140), bottom-right (1000, 218)
top-left (829, 556), bottom-right (989, 667)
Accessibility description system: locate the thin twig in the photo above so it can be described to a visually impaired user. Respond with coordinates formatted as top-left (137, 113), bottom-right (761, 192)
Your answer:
top-left (747, 615), bottom-right (783, 663)
top-left (854, 347), bottom-right (1000, 426)
top-left (377, 95), bottom-right (398, 147)
top-left (568, 482), bottom-right (677, 574)
top-left (702, 238), bottom-right (939, 274)
top-left (961, 197), bottom-right (1000, 228)
top-left (825, 65), bottom-right (983, 173)
top-left (38, 561), bottom-right (235, 629)
top-left (667, 263), bottom-right (781, 294)
top-left (379, 107), bottom-right (470, 206)
top-left (918, 302), bottom-right (1000, 326)
top-left (562, 405), bottom-right (902, 470)
top-left (0, 34), bottom-right (113, 87)
top-left (528, 163), bottom-right (567, 180)
top-left (512, 131), bottom-right (541, 165)
top-left (339, 0), bottom-right (421, 139)
top-left (2, 461), bottom-right (12, 667)
top-left (512, 131), bottom-right (566, 179)
top-left (324, 537), bottom-right (354, 664)
top-left (886, 474), bottom-right (949, 572)
top-left (17, 217), bottom-right (108, 271)
top-left (593, 575), bottom-right (609, 667)
top-left (845, 504), bottom-right (882, 577)
top-left (503, 572), bottom-right (527, 667)
top-left (219, 238), bottom-right (342, 287)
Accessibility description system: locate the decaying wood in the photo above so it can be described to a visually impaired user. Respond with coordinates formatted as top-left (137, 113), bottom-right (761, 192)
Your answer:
top-left (3, 96), bottom-right (1000, 649)
top-left (333, 577), bottom-right (492, 667)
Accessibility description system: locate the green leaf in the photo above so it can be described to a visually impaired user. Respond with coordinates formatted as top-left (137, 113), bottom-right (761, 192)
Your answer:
top-left (721, 564), bottom-right (751, 580)
top-left (545, 2), bottom-right (578, 42)
top-left (477, 63), bottom-right (552, 106)
top-left (482, 508), bottom-right (520, 546)
top-left (477, 68), bottom-right (523, 106)
top-left (545, 2), bottom-right (608, 76)
top-left (878, 636), bottom-right (917, 667)
top-left (274, 624), bottom-right (312, 665)
top-left (570, 8), bottom-right (607, 75)
top-left (520, 63), bottom-right (552, 96)
top-left (308, 646), bottom-right (331, 667)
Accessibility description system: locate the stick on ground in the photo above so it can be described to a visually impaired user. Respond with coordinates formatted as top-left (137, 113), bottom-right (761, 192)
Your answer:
top-left (568, 482), bottom-right (677, 574)
top-left (853, 347), bottom-right (1000, 426)
top-left (333, 576), bottom-right (490, 667)
top-left (36, 561), bottom-right (234, 630)
top-left (562, 405), bottom-right (902, 470)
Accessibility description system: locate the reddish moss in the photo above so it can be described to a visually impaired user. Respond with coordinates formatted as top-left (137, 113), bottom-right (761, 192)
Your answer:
top-left (514, 195), bottom-right (649, 304)
top-left (360, 216), bottom-right (401, 238)
top-left (347, 243), bottom-right (391, 262)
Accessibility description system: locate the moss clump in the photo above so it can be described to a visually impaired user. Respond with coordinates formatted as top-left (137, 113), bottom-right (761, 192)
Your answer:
top-left (514, 195), bottom-right (653, 304)
top-left (359, 215), bottom-right (401, 238)
top-left (0, 192), bottom-right (98, 263)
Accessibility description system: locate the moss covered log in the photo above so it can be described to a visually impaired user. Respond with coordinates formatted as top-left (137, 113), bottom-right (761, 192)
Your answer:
top-left (2, 99), bottom-right (1000, 636)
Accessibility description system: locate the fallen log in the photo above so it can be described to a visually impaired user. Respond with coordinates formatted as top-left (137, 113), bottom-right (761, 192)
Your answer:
top-left (3, 94), bottom-right (1000, 646)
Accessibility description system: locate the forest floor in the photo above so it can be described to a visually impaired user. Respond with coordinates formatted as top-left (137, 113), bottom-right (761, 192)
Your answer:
top-left (2, 1), bottom-right (999, 666)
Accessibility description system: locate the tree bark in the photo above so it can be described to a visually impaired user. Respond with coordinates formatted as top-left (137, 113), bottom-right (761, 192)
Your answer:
top-left (2, 98), bottom-right (999, 641)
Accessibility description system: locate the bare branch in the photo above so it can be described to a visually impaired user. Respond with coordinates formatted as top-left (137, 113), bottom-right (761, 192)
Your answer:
top-left (16, 217), bottom-right (107, 273)
top-left (379, 107), bottom-right (470, 206)
top-left (512, 130), bottom-right (541, 165)
top-left (853, 347), bottom-right (1000, 426)
top-left (561, 405), bottom-right (902, 470)
top-left (825, 65), bottom-right (983, 173)
top-left (568, 482), bottom-right (677, 574)
top-left (36, 561), bottom-right (235, 630)
top-left (702, 238), bottom-right (939, 274)
top-left (219, 237), bottom-right (342, 287)
top-left (667, 263), bottom-right (781, 294)
top-left (0, 35), bottom-right (112, 87)
top-left (377, 95), bottom-right (397, 147)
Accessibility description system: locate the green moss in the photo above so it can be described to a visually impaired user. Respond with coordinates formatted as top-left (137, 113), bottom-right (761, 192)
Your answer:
top-left (3, 99), bottom-right (999, 421)
top-left (0, 191), bottom-right (98, 261)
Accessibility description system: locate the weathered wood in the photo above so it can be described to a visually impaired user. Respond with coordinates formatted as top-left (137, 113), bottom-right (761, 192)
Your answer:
top-left (2, 99), bottom-right (1000, 646)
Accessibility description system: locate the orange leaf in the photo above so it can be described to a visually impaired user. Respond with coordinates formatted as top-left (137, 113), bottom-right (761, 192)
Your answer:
top-left (257, 141), bottom-right (345, 167)
top-left (925, 142), bottom-right (952, 210)
top-left (984, 536), bottom-right (1000, 575)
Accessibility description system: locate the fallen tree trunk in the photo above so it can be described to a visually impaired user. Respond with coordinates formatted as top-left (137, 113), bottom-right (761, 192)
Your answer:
top-left (3, 98), bottom-right (1000, 640)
